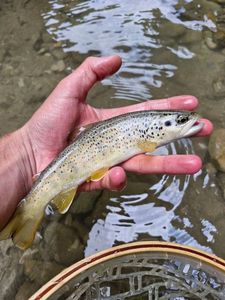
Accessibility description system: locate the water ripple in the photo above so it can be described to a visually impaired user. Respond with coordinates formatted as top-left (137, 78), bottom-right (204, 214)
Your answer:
top-left (44, 0), bottom-right (215, 101)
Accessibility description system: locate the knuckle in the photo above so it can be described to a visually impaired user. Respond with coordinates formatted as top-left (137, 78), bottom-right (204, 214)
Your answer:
top-left (138, 157), bottom-right (146, 173)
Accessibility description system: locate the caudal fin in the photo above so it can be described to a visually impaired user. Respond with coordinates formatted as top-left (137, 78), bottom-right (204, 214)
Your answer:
top-left (0, 205), bottom-right (44, 250)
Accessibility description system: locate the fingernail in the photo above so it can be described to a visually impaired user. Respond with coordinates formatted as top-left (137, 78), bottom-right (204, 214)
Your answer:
top-left (183, 97), bottom-right (198, 108)
top-left (179, 155), bottom-right (202, 173)
top-left (111, 181), bottom-right (127, 192)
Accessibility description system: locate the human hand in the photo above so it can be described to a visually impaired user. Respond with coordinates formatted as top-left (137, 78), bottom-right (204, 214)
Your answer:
top-left (22, 55), bottom-right (213, 193)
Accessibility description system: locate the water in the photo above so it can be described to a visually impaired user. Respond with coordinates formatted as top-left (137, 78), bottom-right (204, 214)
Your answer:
top-left (42, 0), bottom-right (225, 257)
top-left (1, 0), bottom-right (225, 298)
top-left (44, 0), bottom-right (215, 102)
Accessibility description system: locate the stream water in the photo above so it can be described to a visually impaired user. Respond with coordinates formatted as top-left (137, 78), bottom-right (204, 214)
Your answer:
top-left (42, 0), bottom-right (225, 257)
top-left (1, 0), bottom-right (225, 298)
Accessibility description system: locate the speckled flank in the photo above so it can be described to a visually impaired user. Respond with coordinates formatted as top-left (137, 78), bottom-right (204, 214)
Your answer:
top-left (0, 110), bottom-right (200, 248)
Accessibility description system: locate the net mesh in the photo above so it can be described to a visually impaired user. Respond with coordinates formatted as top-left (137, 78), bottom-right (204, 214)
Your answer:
top-left (48, 252), bottom-right (225, 300)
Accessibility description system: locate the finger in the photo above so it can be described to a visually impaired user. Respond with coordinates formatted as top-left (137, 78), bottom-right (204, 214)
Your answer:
top-left (99, 95), bottom-right (199, 120)
top-left (78, 166), bottom-right (127, 192)
top-left (52, 55), bottom-right (122, 101)
top-left (195, 119), bottom-right (213, 137)
top-left (121, 154), bottom-right (202, 175)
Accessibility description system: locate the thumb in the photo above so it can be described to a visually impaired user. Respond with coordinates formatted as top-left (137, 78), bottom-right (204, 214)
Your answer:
top-left (51, 55), bottom-right (122, 102)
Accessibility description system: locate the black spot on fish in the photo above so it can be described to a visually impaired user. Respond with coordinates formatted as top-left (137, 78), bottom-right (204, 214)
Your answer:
top-left (165, 121), bottom-right (171, 127)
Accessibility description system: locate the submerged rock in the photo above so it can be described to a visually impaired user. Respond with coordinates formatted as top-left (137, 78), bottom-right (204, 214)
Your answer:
top-left (50, 60), bottom-right (66, 72)
top-left (208, 128), bottom-right (225, 172)
top-left (204, 8), bottom-right (225, 50)
top-left (43, 222), bottom-right (84, 266)
top-left (15, 281), bottom-right (39, 300)
top-left (213, 78), bottom-right (225, 98)
top-left (0, 242), bottom-right (23, 300)
top-left (24, 259), bottom-right (63, 286)
top-left (217, 172), bottom-right (225, 199)
top-left (205, 162), bottom-right (217, 176)
top-left (70, 190), bottom-right (102, 215)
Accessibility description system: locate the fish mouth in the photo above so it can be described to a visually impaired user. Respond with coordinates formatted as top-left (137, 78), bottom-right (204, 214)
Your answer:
top-left (182, 115), bottom-right (204, 138)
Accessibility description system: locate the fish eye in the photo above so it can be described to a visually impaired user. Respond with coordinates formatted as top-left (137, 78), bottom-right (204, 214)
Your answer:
top-left (177, 115), bottom-right (189, 124)
top-left (165, 120), bottom-right (171, 126)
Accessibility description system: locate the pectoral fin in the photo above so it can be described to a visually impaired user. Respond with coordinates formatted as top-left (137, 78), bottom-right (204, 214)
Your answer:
top-left (89, 167), bottom-right (109, 182)
top-left (51, 188), bottom-right (77, 214)
top-left (137, 141), bottom-right (157, 153)
top-left (0, 204), bottom-right (44, 250)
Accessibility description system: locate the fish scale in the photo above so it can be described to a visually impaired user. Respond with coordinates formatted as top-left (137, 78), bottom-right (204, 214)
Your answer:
top-left (0, 110), bottom-right (203, 249)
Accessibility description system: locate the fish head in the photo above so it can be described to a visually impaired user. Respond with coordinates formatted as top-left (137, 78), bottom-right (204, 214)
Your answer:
top-left (155, 111), bottom-right (204, 146)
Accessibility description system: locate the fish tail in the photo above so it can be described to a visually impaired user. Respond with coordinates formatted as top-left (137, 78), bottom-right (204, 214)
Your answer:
top-left (0, 203), bottom-right (44, 250)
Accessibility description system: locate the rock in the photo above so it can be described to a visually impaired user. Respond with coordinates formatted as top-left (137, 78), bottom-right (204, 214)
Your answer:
top-left (3, 64), bottom-right (14, 76)
top-left (50, 60), bottom-right (66, 72)
top-left (0, 48), bottom-right (6, 62)
top-left (0, 242), bottom-right (24, 300)
top-left (213, 78), bottom-right (225, 97)
top-left (18, 78), bottom-right (25, 88)
top-left (70, 190), bottom-right (102, 215)
top-left (0, 239), bottom-right (13, 255)
top-left (213, 29), bottom-right (225, 49)
top-left (160, 22), bottom-right (186, 39)
top-left (44, 52), bottom-right (52, 57)
top-left (24, 259), bottom-right (63, 286)
top-left (64, 213), bottom-right (73, 227)
top-left (32, 33), bottom-right (43, 51)
top-left (204, 35), bottom-right (218, 50)
top-left (15, 281), bottom-right (39, 300)
top-left (208, 128), bottom-right (225, 172)
top-left (19, 248), bottom-right (39, 264)
top-left (52, 48), bottom-right (67, 60)
top-left (205, 162), bottom-right (217, 176)
top-left (72, 219), bottom-right (89, 242)
top-left (43, 222), bottom-right (84, 266)
top-left (217, 172), bottom-right (225, 199)
top-left (38, 48), bottom-right (47, 55)
top-left (53, 41), bottom-right (63, 49)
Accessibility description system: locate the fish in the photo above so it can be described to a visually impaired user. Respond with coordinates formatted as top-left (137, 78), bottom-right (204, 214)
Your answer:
top-left (0, 110), bottom-right (203, 250)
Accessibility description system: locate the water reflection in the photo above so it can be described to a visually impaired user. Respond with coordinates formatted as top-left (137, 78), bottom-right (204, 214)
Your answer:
top-left (86, 172), bottom-right (217, 256)
top-left (43, 0), bottom-right (215, 101)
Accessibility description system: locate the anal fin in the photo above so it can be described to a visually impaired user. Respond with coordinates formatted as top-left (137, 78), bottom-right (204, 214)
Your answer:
top-left (51, 188), bottom-right (77, 214)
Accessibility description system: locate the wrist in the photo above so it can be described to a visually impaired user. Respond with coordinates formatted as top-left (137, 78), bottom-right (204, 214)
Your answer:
top-left (0, 128), bottom-right (35, 229)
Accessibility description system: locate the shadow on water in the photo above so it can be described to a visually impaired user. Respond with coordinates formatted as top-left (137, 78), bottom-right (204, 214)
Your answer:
top-left (1, 0), bottom-right (225, 298)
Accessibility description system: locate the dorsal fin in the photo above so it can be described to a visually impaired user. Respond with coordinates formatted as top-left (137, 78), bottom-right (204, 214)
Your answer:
top-left (68, 121), bottom-right (100, 144)
top-left (32, 172), bottom-right (41, 183)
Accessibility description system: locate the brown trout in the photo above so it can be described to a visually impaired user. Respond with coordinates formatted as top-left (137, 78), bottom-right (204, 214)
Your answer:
top-left (0, 110), bottom-right (203, 249)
